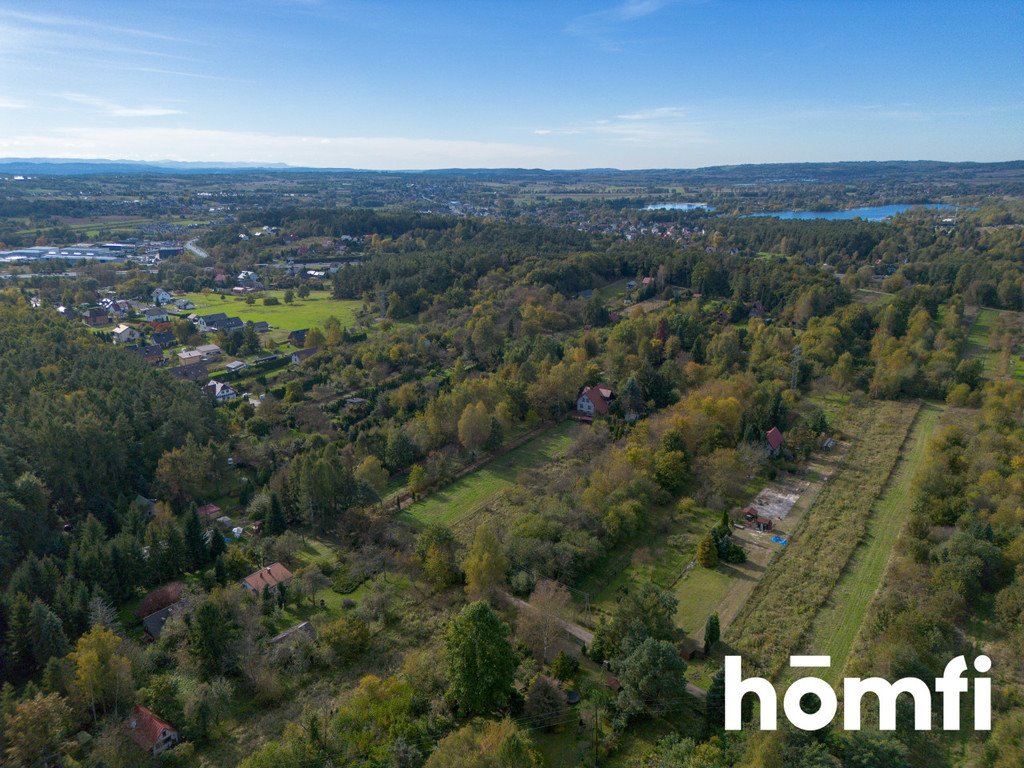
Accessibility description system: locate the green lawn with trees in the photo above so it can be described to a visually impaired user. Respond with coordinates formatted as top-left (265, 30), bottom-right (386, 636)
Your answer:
top-left (403, 422), bottom-right (579, 530)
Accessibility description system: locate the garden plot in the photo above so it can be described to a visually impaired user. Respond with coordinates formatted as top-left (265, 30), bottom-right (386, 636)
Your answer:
top-left (747, 479), bottom-right (806, 520)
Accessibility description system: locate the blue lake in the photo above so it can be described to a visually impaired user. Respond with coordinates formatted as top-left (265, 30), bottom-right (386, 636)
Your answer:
top-left (747, 203), bottom-right (955, 221)
top-left (644, 202), bottom-right (714, 211)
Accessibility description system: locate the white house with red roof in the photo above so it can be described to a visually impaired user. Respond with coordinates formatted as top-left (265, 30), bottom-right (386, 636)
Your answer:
top-left (576, 384), bottom-right (615, 418)
top-left (127, 704), bottom-right (179, 756)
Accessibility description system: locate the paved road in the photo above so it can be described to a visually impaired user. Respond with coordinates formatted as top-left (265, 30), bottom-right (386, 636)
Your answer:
top-left (185, 239), bottom-right (210, 259)
top-left (499, 591), bottom-right (707, 701)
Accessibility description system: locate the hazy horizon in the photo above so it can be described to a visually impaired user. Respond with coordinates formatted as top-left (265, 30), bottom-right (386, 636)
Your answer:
top-left (1, 0), bottom-right (1022, 169)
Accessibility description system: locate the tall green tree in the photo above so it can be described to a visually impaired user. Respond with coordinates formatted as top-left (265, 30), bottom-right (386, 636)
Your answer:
top-left (182, 506), bottom-right (207, 571)
top-left (444, 601), bottom-right (516, 716)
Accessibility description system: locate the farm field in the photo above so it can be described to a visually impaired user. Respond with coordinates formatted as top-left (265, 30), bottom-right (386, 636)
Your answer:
top-left (798, 403), bottom-right (942, 685)
top-left (725, 399), bottom-right (920, 678)
top-left (180, 289), bottom-right (362, 333)
top-left (402, 421), bottom-right (580, 532)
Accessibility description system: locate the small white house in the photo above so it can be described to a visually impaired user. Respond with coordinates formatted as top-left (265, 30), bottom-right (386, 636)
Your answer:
top-left (204, 380), bottom-right (238, 403)
top-left (151, 288), bottom-right (172, 306)
top-left (112, 324), bottom-right (140, 344)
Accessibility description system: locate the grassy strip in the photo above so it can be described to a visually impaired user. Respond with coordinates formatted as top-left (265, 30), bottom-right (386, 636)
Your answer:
top-left (725, 399), bottom-right (919, 678)
top-left (402, 422), bottom-right (578, 529)
top-left (799, 403), bottom-right (941, 685)
top-left (966, 308), bottom-right (999, 376)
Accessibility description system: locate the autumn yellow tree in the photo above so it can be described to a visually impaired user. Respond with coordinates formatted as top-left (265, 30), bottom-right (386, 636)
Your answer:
top-left (458, 401), bottom-right (491, 454)
top-left (4, 692), bottom-right (72, 768)
top-left (463, 523), bottom-right (508, 602)
top-left (70, 626), bottom-right (134, 722)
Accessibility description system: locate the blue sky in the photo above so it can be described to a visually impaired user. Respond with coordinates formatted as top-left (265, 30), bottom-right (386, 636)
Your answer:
top-left (0, 0), bottom-right (1021, 168)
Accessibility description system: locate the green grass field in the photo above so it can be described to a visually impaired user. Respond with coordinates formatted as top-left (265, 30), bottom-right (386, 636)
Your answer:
top-left (967, 308), bottom-right (1000, 375)
top-left (726, 400), bottom-right (920, 678)
top-left (181, 290), bottom-right (362, 332)
top-left (798, 403), bottom-right (941, 685)
top-left (402, 422), bottom-right (579, 530)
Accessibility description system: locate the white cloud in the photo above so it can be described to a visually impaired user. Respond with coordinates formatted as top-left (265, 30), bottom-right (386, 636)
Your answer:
top-left (566, 0), bottom-right (674, 49)
top-left (0, 126), bottom-right (561, 170)
top-left (59, 93), bottom-right (184, 118)
top-left (534, 106), bottom-right (709, 144)
top-left (0, 9), bottom-right (190, 43)
top-left (0, 96), bottom-right (26, 109)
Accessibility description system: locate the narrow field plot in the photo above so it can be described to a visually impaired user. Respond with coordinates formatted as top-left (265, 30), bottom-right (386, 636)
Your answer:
top-left (725, 399), bottom-right (919, 678)
top-left (402, 422), bottom-right (579, 530)
top-left (799, 403), bottom-right (942, 685)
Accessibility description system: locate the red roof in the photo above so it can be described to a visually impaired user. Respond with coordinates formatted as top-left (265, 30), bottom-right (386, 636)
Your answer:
top-left (766, 427), bottom-right (783, 451)
top-left (135, 582), bottom-right (183, 620)
top-left (197, 503), bottom-right (221, 518)
top-left (579, 384), bottom-right (614, 415)
top-left (242, 562), bottom-right (293, 592)
top-left (127, 705), bottom-right (176, 752)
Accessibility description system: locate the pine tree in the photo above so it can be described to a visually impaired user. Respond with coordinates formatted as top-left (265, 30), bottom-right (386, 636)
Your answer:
top-left (444, 601), bottom-right (516, 716)
top-left (5, 593), bottom-right (35, 680)
top-left (29, 601), bottom-right (69, 672)
top-left (183, 506), bottom-right (207, 570)
top-left (703, 612), bottom-right (720, 654)
top-left (266, 493), bottom-right (287, 536)
top-left (209, 526), bottom-right (227, 561)
top-left (705, 667), bottom-right (726, 730)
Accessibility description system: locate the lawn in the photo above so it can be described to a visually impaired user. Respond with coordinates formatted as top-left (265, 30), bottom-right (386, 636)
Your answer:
top-left (797, 403), bottom-right (942, 685)
top-left (402, 422), bottom-right (579, 531)
top-left (726, 399), bottom-right (920, 679)
top-left (180, 289), bottom-right (362, 332)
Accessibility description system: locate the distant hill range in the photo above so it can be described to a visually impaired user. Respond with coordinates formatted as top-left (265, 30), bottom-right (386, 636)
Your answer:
top-left (1, 157), bottom-right (1022, 182)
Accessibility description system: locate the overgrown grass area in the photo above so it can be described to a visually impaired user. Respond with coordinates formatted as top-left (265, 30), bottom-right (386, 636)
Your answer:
top-left (181, 289), bottom-right (362, 332)
top-left (726, 399), bottom-right (920, 678)
top-left (798, 403), bottom-right (942, 685)
top-left (967, 307), bottom-right (1024, 381)
top-left (402, 422), bottom-right (580, 530)
top-left (967, 308), bottom-right (1000, 375)
top-left (579, 506), bottom-right (718, 613)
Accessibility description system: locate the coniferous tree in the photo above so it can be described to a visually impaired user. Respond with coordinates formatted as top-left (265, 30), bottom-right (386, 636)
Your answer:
top-left (5, 594), bottom-right (34, 680)
top-left (265, 493), bottom-right (287, 536)
top-left (703, 612), bottom-right (720, 654)
top-left (183, 506), bottom-right (207, 570)
top-left (29, 600), bottom-right (69, 669)
top-left (444, 601), bottom-right (516, 716)
top-left (209, 526), bottom-right (227, 561)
